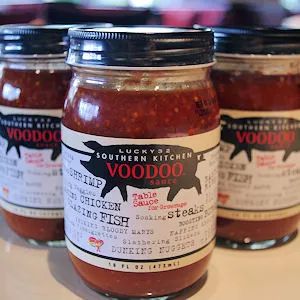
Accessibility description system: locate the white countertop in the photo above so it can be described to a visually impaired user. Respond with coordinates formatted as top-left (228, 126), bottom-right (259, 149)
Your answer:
top-left (0, 216), bottom-right (299, 300)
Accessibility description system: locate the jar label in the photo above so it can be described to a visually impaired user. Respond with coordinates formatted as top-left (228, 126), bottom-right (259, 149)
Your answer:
top-left (62, 125), bottom-right (219, 273)
top-left (219, 109), bottom-right (300, 221)
top-left (0, 105), bottom-right (63, 218)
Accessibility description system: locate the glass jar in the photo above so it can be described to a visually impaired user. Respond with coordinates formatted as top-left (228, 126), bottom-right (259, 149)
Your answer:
top-left (213, 28), bottom-right (300, 250)
top-left (62, 26), bottom-right (219, 298)
top-left (0, 25), bottom-right (72, 246)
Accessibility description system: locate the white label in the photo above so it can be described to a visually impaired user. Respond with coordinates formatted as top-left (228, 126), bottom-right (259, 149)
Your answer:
top-left (0, 105), bottom-right (63, 218)
top-left (219, 109), bottom-right (300, 221)
top-left (62, 125), bottom-right (219, 272)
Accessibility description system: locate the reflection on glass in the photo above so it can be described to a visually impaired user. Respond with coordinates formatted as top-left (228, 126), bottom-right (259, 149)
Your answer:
top-left (78, 99), bottom-right (99, 121)
top-left (2, 83), bottom-right (21, 101)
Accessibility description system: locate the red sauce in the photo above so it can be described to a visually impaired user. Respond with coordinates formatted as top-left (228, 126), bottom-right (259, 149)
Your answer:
top-left (0, 67), bottom-right (71, 242)
top-left (63, 86), bottom-right (218, 138)
top-left (213, 69), bottom-right (300, 244)
top-left (0, 67), bottom-right (71, 109)
top-left (70, 253), bottom-right (212, 297)
top-left (62, 72), bottom-right (219, 297)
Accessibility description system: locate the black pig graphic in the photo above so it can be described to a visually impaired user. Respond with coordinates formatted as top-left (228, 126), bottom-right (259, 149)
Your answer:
top-left (80, 141), bottom-right (209, 202)
top-left (221, 115), bottom-right (300, 162)
top-left (0, 112), bottom-right (61, 161)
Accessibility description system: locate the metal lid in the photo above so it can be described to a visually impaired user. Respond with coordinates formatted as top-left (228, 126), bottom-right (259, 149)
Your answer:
top-left (0, 24), bottom-right (72, 57)
top-left (214, 27), bottom-right (300, 55)
top-left (67, 26), bottom-right (214, 67)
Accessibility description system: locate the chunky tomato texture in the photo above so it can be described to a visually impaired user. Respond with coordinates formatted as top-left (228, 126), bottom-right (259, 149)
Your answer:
top-left (0, 67), bottom-right (71, 242)
top-left (213, 69), bottom-right (300, 243)
top-left (63, 78), bottom-right (219, 297)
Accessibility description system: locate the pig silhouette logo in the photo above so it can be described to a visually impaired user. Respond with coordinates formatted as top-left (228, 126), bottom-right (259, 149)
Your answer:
top-left (221, 115), bottom-right (300, 162)
top-left (0, 112), bottom-right (61, 161)
top-left (80, 141), bottom-right (208, 202)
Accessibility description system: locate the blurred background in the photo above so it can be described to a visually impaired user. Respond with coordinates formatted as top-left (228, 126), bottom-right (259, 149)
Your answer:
top-left (0, 0), bottom-right (300, 28)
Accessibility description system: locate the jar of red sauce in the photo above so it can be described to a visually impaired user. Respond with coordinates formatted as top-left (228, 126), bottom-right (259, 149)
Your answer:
top-left (0, 25), bottom-right (72, 246)
top-left (213, 28), bottom-right (300, 249)
top-left (62, 26), bottom-right (219, 298)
